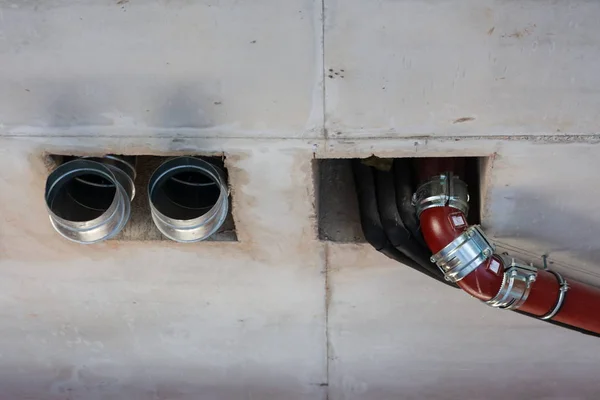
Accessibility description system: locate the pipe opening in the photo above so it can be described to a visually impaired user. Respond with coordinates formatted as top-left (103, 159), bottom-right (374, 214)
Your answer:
top-left (45, 157), bottom-right (135, 244)
top-left (148, 157), bottom-right (229, 243)
top-left (153, 170), bottom-right (221, 220)
top-left (50, 173), bottom-right (117, 222)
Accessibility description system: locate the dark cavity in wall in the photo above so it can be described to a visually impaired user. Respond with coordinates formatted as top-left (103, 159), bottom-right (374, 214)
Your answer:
top-left (316, 156), bottom-right (487, 243)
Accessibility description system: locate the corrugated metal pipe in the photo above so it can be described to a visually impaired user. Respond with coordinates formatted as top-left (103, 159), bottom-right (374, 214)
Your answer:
top-left (148, 157), bottom-right (229, 243)
top-left (45, 156), bottom-right (136, 244)
top-left (413, 158), bottom-right (600, 336)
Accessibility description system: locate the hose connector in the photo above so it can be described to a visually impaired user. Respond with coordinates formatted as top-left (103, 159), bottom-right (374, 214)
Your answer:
top-left (412, 172), bottom-right (469, 216)
top-left (430, 225), bottom-right (494, 282)
top-left (148, 157), bottom-right (229, 243)
top-left (486, 256), bottom-right (537, 310)
top-left (45, 156), bottom-right (136, 244)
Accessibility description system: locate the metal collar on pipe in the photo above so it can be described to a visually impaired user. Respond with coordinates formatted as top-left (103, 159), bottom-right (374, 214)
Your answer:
top-left (148, 157), bottom-right (229, 243)
top-left (412, 172), bottom-right (469, 216)
top-left (430, 225), bottom-right (494, 282)
top-left (486, 256), bottom-right (538, 310)
top-left (45, 157), bottom-right (135, 244)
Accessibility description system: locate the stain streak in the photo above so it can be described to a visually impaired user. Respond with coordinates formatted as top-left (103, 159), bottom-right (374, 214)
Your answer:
top-left (453, 117), bottom-right (476, 124)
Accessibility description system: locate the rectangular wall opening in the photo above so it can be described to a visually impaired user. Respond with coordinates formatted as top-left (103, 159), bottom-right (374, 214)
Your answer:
top-left (316, 156), bottom-right (489, 243)
top-left (46, 154), bottom-right (237, 242)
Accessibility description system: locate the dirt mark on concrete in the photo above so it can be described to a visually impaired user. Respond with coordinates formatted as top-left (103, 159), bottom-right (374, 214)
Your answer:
top-left (453, 117), bottom-right (476, 124)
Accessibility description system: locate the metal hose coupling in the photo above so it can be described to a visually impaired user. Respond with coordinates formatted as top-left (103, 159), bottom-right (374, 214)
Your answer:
top-left (148, 157), bottom-right (229, 243)
top-left (45, 156), bottom-right (136, 244)
top-left (431, 225), bottom-right (494, 282)
top-left (486, 256), bottom-right (538, 310)
top-left (412, 172), bottom-right (469, 216)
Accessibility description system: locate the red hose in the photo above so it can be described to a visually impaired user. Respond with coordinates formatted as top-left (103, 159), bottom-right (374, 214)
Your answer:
top-left (420, 206), bottom-right (600, 334)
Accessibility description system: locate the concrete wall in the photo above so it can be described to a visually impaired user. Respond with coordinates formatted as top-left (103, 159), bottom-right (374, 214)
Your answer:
top-left (2, 1), bottom-right (600, 399)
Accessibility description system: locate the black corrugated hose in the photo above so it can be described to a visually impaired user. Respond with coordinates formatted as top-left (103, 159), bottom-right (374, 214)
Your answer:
top-left (351, 159), bottom-right (457, 288)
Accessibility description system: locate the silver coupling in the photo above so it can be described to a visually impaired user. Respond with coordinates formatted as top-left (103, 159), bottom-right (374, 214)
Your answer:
top-left (430, 225), bottom-right (494, 282)
top-left (412, 172), bottom-right (469, 216)
top-left (486, 256), bottom-right (538, 310)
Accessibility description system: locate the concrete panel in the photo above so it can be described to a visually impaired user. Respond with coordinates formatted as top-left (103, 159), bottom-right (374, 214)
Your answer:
top-left (0, 138), bottom-right (327, 399)
top-left (0, 0), bottom-right (323, 138)
top-left (328, 244), bottom-right (600, 400)
top-left (483, 141), bottom-right (600, 287)
top-left (2, 0), bottom-right (600, 393)
top-left (3, 133), bottom-right (600, 397)
top-left (325, 0), bottom-right (600, 138)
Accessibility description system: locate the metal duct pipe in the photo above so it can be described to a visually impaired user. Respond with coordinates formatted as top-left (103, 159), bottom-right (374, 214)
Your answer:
top-left (414, 169), bottom-right (600, 336)
top-left (45, 156), bottom-right (136, 244)
top-left (148, 157), bottom-right (229, 243)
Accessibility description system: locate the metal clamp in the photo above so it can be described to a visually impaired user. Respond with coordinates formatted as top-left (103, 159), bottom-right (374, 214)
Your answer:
top-left (540, 271), bottom-right (569, 320)
top-left (412, 172), bottom-right (470, 216)
top-left (430, 225), bottom-right (494, 282)
top-left (486, 256), bottom-right (538, 310)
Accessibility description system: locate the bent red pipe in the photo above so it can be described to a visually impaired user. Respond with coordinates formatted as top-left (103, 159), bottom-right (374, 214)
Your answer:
top-left (420, 206), bottom-right (600, 335)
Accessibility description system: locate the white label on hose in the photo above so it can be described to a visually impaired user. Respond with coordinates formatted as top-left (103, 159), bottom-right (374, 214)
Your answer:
top-left (489, 259), bottom-right (501, 274)
top-left (451, 215), bottom-right (466, 227)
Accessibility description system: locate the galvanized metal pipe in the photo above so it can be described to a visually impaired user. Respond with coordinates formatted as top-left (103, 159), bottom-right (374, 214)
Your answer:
top-left (148, 157), bottom-right (229, 243)
top-left (45, 156), bottom-right (136, 244)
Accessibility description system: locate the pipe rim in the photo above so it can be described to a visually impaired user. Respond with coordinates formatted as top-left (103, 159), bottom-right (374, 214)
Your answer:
top-left (45, 159), bottom-right (132, 244)
top-left (82, 155), bottom-right (136, 201)
top-left (148, 157), bottom-right (229, 243)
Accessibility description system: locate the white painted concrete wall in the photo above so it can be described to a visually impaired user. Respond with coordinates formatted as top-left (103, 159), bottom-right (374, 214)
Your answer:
top-left (2, 1), bottom-right (600, 399)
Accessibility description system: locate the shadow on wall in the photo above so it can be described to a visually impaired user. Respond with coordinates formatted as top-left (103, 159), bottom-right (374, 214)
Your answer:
top-left (0, 373), bottom-right (327, 400)
top-left (5, 78), bottom-right (221, 130)
top-left (328, 376), bottom-right (600, 400)
top-left (45, 83), bottom-right (113, 127)
top-left (3, 369), bottom-right (600, 400)
top-left (151, 85), bottom-right (214, 129)
top-left (487, 187), bottom-right (600, 267)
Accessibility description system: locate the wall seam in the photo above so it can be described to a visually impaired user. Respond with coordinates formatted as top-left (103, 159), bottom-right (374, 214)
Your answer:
top-left (324, 242), bottom-right (331, 400)
top-left (321, 0), bottom-right (330, 395)
top-left (321, 0), bottom-right (328, 142)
